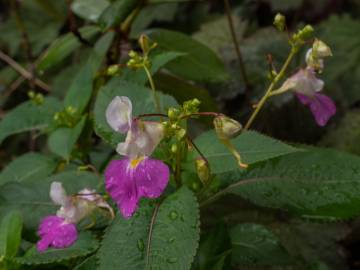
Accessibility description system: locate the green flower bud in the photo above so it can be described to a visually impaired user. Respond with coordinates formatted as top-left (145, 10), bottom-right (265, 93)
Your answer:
top-left (195, 158), bottom-right (210, 185)
top-left (213, 115), bottom-right (242, 140)
top-left (168, 108), bottom-right (179, 120)
top-left (274, 13), bottom-right (286, 31)
top-left (175, 128), bottom-right (186, 140)
top-left (171, 144), bottom-right (178, 153)
top-left (298, 24), bottom-right (314, 40)
top-left (107, 65), bottom-right (121, 76)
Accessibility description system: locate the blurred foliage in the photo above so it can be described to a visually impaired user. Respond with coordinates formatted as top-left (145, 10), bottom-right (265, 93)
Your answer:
top-left (1, 0), bottom-right (360, 269)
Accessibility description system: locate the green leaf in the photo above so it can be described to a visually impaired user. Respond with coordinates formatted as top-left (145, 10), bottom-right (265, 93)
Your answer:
top-left (0, 97), bottom-right (62, 144)
top-left (94, 77), bottom-right (177, 146)
top-left (48, 116), bottom-right (86, 160)
top-left (192, 224), bottom-right (231, 270)
top-left (74, 255), bottom-right (98, 270)
top-left (154, 73), bottom-right (218, 113)
top-left (15, 232), bottom-right (99, 265)
top-left (64, 32), bottom-right (114, 113)
top-left (98, 0), bottom-right (138, 30)
top-left (0, 152), bottom-right (57, 186)
top-left (98, 187), bottom-right (200, 270)
top-left (230, 223), bottom-right (291, 266)
top-left (37, 26), bottom-right (100, 72)
top-left (0, 171), bottom-right (100, 230)
top-left (225, 149), bottom-right (360, 220)
top-left (319, 15), bottom-right (360, 106)
top-left (194, 130), bottom-right (299, 174)
top-left (0, 211), bottom-right (22, 258)
top-left (147, 29), bottom-right (229, 83)
top-left (71, 0), bottom-right (110, 22)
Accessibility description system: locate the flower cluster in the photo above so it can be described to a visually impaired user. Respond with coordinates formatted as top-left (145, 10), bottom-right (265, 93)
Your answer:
top-left (37, 182), bottom-right (112, 252)
top-left (276, 39), bottom-right (336, 126)
top-left (105, 96), bottom-right (170, 218)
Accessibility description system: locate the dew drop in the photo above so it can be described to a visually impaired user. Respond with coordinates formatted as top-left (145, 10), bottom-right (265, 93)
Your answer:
top-left (137, 239), bottom-right (145, 251)
top-left (169, 211), bottom-right (178, 220)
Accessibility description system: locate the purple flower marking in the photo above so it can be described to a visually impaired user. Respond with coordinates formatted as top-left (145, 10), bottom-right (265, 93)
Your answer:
top-left (105, 157), bottom-right (169, 218)
top-left (37, 216), bottom-right (77, 253)
top-left (296, 93), bottom-right (336, 127)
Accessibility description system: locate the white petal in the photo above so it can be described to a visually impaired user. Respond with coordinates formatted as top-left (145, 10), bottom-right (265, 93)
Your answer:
top-left (50, 182), bottom-right (68, 206)
top-left (106, 96), bottom-right (132, 133)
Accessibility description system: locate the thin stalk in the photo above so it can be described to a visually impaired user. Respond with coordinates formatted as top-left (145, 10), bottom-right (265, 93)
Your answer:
top-left (144, 65), bottom-right (162, 115)
top-left (244, 49), bottom-right (297, 130)
top-left (223, 0), bottom-right (250, 90)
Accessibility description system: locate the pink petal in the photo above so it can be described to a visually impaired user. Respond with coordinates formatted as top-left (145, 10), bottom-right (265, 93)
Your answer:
top-left (104, 158), bottom-right (169, 219)
top-left (36, 216), bottom-right (77, 252)
top-left (134, 158), bottom-right (170, 199)
top-left (104, 159), bottom-right (139, 218)
top-left (296, 93), bottom-right (336, 126)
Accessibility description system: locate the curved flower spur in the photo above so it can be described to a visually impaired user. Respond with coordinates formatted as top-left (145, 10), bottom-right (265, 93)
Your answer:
top-left (37, 182), bottom-right (113, 252)
top-left (104, 96), bottom-right (170, 218)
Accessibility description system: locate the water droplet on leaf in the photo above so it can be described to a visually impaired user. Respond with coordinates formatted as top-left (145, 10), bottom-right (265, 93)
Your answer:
top-left (169, 211), bottom-right (178, 220)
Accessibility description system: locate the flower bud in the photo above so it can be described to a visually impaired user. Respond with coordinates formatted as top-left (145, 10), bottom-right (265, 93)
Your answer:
top-left (195, 158), bottom-right (210, 185)
top-left (168, 108), bottom-right (179, 120)
top-left (107, 65), bottom-right (121, 76)
top-left (298, 24), bottom-right (314, 40)
top-left (273, 13), bottom-right (286, 31)
top-left (213, 115), bottom-right (242, 140)
top-left (312, 39), bottom-right (332, 58)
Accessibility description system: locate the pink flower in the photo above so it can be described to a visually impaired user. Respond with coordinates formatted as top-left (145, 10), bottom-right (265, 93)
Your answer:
top-left (104, 96), bottom-right (170, 218)
top-left (37, 183), bottom-right (112, 252)
top-left (37, 216), bottom-right (77, 252)
top-left (278, 68), bottom-right (336, 126)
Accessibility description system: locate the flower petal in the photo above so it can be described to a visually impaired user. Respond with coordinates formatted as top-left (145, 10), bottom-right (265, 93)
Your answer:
top-left (134, 158), bottom-right (170, 199)
top-left (106, 96), bottom-right (132, 133)
top-left (37, 216), bottom-right (77, 252)
top-left (296, 93), bottom-right (336, 126)
top-left (50, 182), bottom-right (68, 206)
top-left (104, 159), bottom-right (139, 218)
top-left (116, 121), bottom-right (164, 159)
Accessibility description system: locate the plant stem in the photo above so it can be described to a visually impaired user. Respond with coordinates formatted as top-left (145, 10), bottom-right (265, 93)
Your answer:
top-left (144, 65), bottom-right (162, 115)
top-left (223, 0), bottom-right (250, 90)
top-left (244, 48), bottom-right (297, 130)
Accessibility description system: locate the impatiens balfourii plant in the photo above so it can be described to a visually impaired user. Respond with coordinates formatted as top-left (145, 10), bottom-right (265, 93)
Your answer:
top-left (2, 4), bottom-right (356, 269)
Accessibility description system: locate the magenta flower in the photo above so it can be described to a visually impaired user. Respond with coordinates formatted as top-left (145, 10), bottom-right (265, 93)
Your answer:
top-left (278, 68), bottom-right (336, 126)
top-left (104, 96), bottom-right (170, 218)
top-left (37, 216), bottom-right (77, 252)
top-left (37, 183), bottom-right (112, 252)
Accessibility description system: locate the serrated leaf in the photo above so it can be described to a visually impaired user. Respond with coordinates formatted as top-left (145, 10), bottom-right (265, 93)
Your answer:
top-left (223, 149), bottom-right (360, 219)
top-left (98, 0), bottom-right (138, 30)
top-left (0, 152), bottom-right (57, 186)
top-left (48, 116), bottom-right (86, 160)
top-left (15, 232), bottom-right (98, 265)
top-left (37, 26), bottom-right (100, 72)
top-left (64, 32), bottom-right (114, 113)
top-left (0, 171), bottom-right (100, 230)
top-left (0, 211), bottom-right (22, 258)
top-left (194, 130), bottom-right (299, 174)
top-left (0, 97), bottom-right (62, 144)
top-left (94, 77), bottom-right (177, 146)
top-left (147, 28), bottom-right (229, 83)
top-left (71, 0), bottom-right (109, 22)
top-left (98, 187), bottom-right (200, 270)
top-left (230, 223), bottom-right (291, 266)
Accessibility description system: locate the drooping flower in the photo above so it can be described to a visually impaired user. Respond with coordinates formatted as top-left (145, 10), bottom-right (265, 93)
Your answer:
top-left (104, 96), bottom-right (170, 218)
top-left (37, 183), bottom-right (112, 252)
top-left (277, 68), bottom-right (336, 126)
